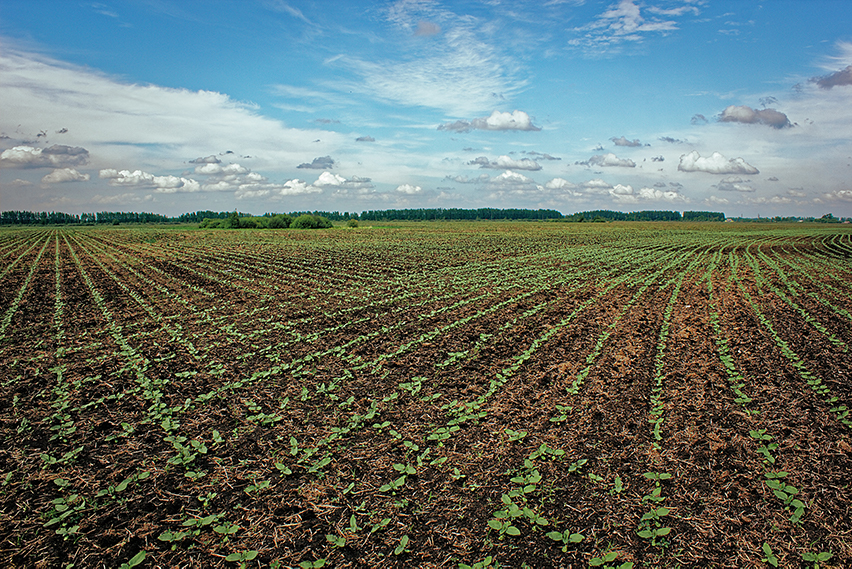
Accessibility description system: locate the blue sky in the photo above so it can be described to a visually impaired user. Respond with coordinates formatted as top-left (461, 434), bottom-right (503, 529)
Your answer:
top-left (1, 0), bottom-right (851, 217)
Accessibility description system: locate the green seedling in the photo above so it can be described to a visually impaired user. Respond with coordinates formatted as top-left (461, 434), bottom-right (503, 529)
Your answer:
top-left (505, 429), bottom-right (527, 442)
top-left (118, 550), bottom-right (146, 569)
top-left (761, 543), bottom-right (779, 567)
top-left (459, 555), bottom-right (494, 569)
top-left (225, 549), bottom-right (258, 567)
top-left (393, 535), bottom-right (411, 555)
top-left (326, 534), bottom-right (346, 548)
top-left (590, 550), bottom-right (635, 568)
top-left (379, 475), bottom-right (407, 493)
top-left (370, 518), bottom-right (391, 534)
top-left (299, 560), bottom-right (326, 569)
top-left (546, 529), bottom-right (584, 551)
top-left (802, 550), bottom-right (832, 568)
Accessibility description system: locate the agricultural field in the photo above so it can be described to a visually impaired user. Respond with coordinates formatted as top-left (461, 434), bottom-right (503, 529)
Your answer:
top-left (0, 221), bottom-right (850, 568)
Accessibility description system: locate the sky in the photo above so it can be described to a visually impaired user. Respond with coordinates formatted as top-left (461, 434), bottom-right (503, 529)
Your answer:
top-left (1, 0), bottom-right (851, 218)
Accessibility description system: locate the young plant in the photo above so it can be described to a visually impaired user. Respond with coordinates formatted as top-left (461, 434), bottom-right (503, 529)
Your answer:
top-left (546, 529), bottom-right (584, 552)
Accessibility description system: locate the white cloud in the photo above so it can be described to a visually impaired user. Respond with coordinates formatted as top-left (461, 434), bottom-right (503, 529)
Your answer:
top-left (312, 171), bottom-right (374, 190)
top-left (0, 48), bottom-right (340, 176)
top-left (719, 105), bottom-right (791, 128)
top-left (823, 189), bottom-right (852, 202)
top-left (678, 151), bottom-right (759, 175)
top-left (280, 179), bottom-right (322, 195)
top-left (194, 162), bottom-right (250, 175)
top-left (439, 110), bottom-right (540, 133)
top-left (189, 155), bottom-right (221, 164)
top-left (578, 153), bottom-right (636, 168)
top-left (705, 195), bottom-right (730, 205)
top-left (636, 186), bottom-right (689, 202)
top-left (569, 0), bottom-right (681, 55)
top-left (99, 169), bottom-right (201, 193)
top-left (715, 176), bottom-right (755, 192)
top-left (339, 26), bottom-right (525, 116)
top-left (0, 145), bottom-right (89, 169)
top-left (813, 65), bottom-right (852, 89)
top-left (297, 156), bottom-right (335, 170)
top-left (395, 183), bottom-right (423, 194)
top-left (611, 136), bottom-right (643, 147)
top-left (41, 168), bottom-right (90, 183)
top-left (469, 155), bottom-right (542, 171)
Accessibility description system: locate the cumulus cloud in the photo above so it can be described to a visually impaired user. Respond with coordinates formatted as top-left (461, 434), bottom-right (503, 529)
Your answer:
top-left (715, 176), bottom-right (755, 192)
top-left (611, 136), bottom-right (643, 147)
top-left (355, 135), bottom-right (375, 142)
top-left (636, 186), bottom-right (689, 202)
top-left (577, 153), bottom-right (636, 168)
top-left (719, 105), bottom-right (792, 128)
top-left (193, 162), bottom-right (250, 175)
top-left (469, 155), bottom-right (542, 171)
top-left (99, 169), bottom-right (201, 193)
top-left (189, 155), bottom-right (221, 164)
top-left (705, 195), bottom-right (730, 205)
top-left (41, 168), bottom-right (90, 183)
top-left (297, 155), bottom-right (335, 169)
top-left (1, 49), bottom-right (341, 183)
top-left (659, 136), bottom-right (683, 144)
top-left (445, 173), bottom-right (491, 184)
top-left (438, 110), bottom-right (540, 133)
top-left (0, 145), bottom-right (89, 169)
top-left (812, 65), bottom-right (852, 89)
top-left (572, 177), bottom-right (687, 203)
top-left (738, 195), bottom-right (793, 206)
top-left (395, 183), bottom-right (423, 194)
top-left (691, 114), bottom-right (708, 125)
top-left (312, 171), bottom-right (374, 190)
top-left (678, 151), bottom-right (759, 175)
top-left (823, 189), bottom-right (852, 202)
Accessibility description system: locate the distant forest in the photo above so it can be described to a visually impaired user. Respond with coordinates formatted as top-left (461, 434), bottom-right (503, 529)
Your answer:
top-left (1, 208), bottom-right (847, 226)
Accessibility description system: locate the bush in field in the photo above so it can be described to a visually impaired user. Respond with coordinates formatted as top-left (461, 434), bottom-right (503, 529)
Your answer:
top-left (347, 219), bottom-right (359, 228)
top-left (200, 218), bottom-right (223, 228)
top-left (292, 214), bottom-right (332, 229)
top-left (269, 214), bottom-right (292, 229)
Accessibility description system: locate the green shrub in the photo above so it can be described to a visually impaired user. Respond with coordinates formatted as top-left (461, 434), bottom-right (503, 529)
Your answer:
top-left (199, 218), bottom-right (223, 228)
top-left (346, 219), bottom-right (359, 228)
top-left (292, 214), bottom-right (332, 229)
top-left (269, 214), bottom-right (292, 229)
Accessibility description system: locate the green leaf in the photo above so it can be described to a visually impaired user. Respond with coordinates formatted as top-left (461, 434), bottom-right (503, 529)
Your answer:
top-left (394, 535), bottom-right (410, 555)
top-left (505, 525), bottom-right (521, 536)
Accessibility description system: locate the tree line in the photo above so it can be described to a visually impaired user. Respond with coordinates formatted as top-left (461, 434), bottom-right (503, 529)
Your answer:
top-left (21, 207), bottom-right (839, 226)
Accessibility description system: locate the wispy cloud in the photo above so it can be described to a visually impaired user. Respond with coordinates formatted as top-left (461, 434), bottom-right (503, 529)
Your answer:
top-left (568, 0), bottom-right (686, 56)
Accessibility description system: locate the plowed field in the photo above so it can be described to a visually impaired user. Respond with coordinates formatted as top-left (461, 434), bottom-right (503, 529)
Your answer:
top-left (1, 222), bottom-right (850, 568)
